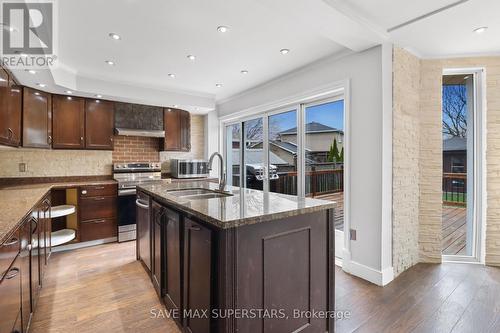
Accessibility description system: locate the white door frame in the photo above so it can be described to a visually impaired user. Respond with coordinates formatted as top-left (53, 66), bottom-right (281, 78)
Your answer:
top-left (442, 68), bottom-right (486, 264)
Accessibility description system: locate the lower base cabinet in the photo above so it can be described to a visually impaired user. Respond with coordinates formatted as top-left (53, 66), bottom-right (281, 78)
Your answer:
top-left (183, 218), bottom-right (212, 333)
top-left (0, 256), bottom-right (22, 333)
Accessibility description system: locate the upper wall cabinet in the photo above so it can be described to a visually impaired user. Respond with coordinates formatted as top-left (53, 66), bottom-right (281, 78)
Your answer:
top-left (164, 108), bottom-right (191, 151)
top-left (0, 69), bottom-right (22, 147)
top-left (52, 95), bottom-right (85, 149)
top-left (85, 99), bottom-right (114, 150)
top-left (23, 87), bottom-right (52, 148)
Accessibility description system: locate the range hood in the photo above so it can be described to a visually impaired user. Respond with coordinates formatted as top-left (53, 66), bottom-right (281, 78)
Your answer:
top-left (114, 102), bottom-right (165, 138)
top-left (114, 128), bottom-right (165, 137)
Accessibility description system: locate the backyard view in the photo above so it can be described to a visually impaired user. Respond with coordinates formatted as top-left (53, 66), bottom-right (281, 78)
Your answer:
top-left (227, 100), bottom-right (345, 231)
top-left (442, 74), bottom-right (471, 256)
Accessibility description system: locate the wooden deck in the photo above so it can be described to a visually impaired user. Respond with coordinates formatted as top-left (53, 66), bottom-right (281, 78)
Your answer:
top-left (314, 191), bottom-right (344, 231)
top-left (442, 205), bottom-right (467, 255)
top-left (312, 192), bottom-right (466, 255)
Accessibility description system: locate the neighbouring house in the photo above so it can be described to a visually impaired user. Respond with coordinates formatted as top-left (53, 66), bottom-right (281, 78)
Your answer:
top-left (276, 122), bottom-right (344, 163)
top-left (443, 136), bottom-right (467, 173)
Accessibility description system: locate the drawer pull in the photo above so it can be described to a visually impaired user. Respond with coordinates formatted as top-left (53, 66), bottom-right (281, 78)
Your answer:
top-left (3, 237), bottom-right (19, 246)
top-left (93, 197), bottom-right (106, 201)
top-left (189, 226), bottom-right (201, 231)
top-left (5, 267), bottom-right (19, 279)
top-left (91, 186), bottom-right (105, 190)
top-left (136, 199), bottom-right (149, 209)
top-left (86, 219), bottom-right (107, 224)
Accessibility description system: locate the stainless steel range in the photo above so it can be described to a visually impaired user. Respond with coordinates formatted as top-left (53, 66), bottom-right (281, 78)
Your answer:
top-left (113, 162), bottom-right (162, 242)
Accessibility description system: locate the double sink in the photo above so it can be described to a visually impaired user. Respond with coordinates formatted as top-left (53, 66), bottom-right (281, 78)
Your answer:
top-left (166, 188), bottom-right (233, 200)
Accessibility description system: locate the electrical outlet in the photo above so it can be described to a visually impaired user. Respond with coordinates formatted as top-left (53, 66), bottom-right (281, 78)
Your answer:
top-left (19, 163), bottom-right (26, 173)
top-left (350, 229), bottom-right (357, 241)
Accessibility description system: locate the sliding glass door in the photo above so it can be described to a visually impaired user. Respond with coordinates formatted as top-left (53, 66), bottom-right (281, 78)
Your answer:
top-left (223, 94), bottom-right (346, 259)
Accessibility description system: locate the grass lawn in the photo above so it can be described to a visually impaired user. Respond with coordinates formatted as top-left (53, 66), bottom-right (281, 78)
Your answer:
top-left (443, 192), bottom-right (466, 203)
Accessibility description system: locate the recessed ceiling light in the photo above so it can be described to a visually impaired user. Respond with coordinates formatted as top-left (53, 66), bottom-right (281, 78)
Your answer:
top-left (109, 32), bottom-right (121, 40)
top-left (168, 73), bottom-right (176, 78)
top-left (240, 70), bottom-right (249, 74)
top-left (187, 55), bottom-right (196, 61)
top-left (473, 27), bottom-right (488, 34)
top-left (96, 94), bottom-right (103, 98)
top-left (37, 83), bottom-right (46, 87)
top-left (26, 69), bottom-right (36, 74)
top-left (105, 60), bottom-right (115, 66)
top-left (67, 96), bottom-right (72, 100)
top-left (217, 26), bottom-right (229, 33)
top-left (17, 52), bottom-right (28, 58)
top-left (215, 83), bottom-right (223, 88)
top-left (34, 92), bottom-right (40, 96)
top-left (65, 90), bottom-right (73, 94)
top-left (280, 48), bottom-right (290, 55)
top-left (173, 104), bottom-right (179, 108)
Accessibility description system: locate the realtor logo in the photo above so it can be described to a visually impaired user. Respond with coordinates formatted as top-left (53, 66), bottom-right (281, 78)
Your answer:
top-left (2, 1), bottom-right (53, 54)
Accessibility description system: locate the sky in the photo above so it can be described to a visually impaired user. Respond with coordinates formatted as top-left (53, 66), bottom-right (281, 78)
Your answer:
top-left (270, 99), bottom-right (345, 133)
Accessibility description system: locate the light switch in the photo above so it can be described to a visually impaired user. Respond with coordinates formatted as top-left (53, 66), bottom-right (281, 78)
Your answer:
top-left (350, 229), bottom-right (357, 241)
top-left (19, 163), bottom-right (26, 172)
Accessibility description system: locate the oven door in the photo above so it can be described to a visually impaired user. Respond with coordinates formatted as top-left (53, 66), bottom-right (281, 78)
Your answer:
top-left (117, 193), bottom-right (137, 242)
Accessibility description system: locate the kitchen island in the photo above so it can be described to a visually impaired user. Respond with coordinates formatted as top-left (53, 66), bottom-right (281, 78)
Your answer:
top-left (136, 180), bottom-right (335, 333)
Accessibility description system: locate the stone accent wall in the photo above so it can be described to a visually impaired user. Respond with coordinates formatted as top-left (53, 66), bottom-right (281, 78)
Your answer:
top-left (418, 60), bottom-right (443, 263)
top-left (393, 49), bottom-right (500, 269)
top-left (112, 136), bottom-right (160, 163)
top-left (160, 115), bottom-right (205, 173)
top-left (392, 48), bottom-right (422, 275)
top-left (420, 57), bottom-right (500, 266)
top-left (0, 148), bottom-right (112, 177)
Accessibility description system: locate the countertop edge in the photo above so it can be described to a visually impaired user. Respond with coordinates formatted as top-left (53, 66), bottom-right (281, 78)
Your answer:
top-left (138, 186), bottom-right (335, 230)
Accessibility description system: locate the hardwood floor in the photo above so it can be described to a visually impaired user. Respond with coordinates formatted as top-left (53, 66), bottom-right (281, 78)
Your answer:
top-left (31, 242), bottom-right (500, 333)
top-left (336, 263), bottom-right (500, 333)
top-left (30, 242), bottom-right (181, 333)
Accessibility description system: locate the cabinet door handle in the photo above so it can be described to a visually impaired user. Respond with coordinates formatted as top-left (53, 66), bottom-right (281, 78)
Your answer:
top-left (48, 135), bottom-right (52, 144)
top-left (5, 267), bottom-right (20, 279)
top-left (3, 237), bottom-right (19, 246)
top-left (7, 127), bottom-right (13, 140)
top-left (80, 136), bottom-right (84, 142)
top-left (136, 199), bottom-right (149, 209)
top-left (27, 244), bottom-right (32, 251)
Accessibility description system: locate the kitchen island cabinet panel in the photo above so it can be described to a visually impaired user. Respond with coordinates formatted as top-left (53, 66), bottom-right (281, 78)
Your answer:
top-left (164, 208), bottom-right (182, 319)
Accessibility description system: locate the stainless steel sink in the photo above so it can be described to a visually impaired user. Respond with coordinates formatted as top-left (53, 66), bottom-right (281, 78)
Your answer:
top-left (166, 188), bottom-right (232, 200)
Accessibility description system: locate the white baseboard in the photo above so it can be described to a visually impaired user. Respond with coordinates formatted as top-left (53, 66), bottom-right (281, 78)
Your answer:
top-left (51, 237), bottom-right (117, 252)
top-left (342, 257), bottom-right (394, 286)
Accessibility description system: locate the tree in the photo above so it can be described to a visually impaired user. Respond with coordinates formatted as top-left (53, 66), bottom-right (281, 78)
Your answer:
top-left (442, 84), bottom-right (467, 138)
top-left (339, 147), bottom-right (344, 163)
top-left (327, 138), bottom-right (341, 162)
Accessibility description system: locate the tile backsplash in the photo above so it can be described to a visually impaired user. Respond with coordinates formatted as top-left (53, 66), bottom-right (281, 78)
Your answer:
top-left (0, 148), bottom-right (112, 178)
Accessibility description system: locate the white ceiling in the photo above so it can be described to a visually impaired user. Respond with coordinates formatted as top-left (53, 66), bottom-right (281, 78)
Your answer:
top-left (8, 0), bottom-right (500, 112)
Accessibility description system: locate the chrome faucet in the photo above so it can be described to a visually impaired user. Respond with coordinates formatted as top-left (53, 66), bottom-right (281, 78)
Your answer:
top-left (208, 152), bottom-right (227, 191)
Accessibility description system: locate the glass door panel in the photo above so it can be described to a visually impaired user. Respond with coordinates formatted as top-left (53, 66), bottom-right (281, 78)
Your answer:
top-left (243, 118), bottom-right (264, 190)
top-left (304, 100), bottom-right (345, 233)
top-left (442, 74), bottom-right (475, 257)
top-left (268, 110), bottom-right (298, 196)
top-left (225, 123), bottom-right (241, 187)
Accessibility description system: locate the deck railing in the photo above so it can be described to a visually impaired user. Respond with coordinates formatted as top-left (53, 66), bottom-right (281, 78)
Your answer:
top-left (272, 169), bottom-right (344, 197)
top-left (443, 172), bottom-right (466, 206)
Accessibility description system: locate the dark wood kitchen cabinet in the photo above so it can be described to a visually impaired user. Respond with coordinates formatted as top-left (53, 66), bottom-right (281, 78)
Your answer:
top-left (163, 108), bottom-right (191, 151)
top-left (164, 208), bottom-right (182, 323)
top-left (52, 95), bottom-right (85, 149)
top-left (85, 99), bottom-right (114, 150)
top-left (136, 191), bottom-right (151, 272)
top-left (78, 184), bottom-right (118, 242)
top-left (183, 218), bottom-right (212, 333)
top-left (151, 201), bottom-right (163, 297)
top-left (0, 68), bottom-right (22, 147)
top-left (0, 255), bottom-right (22, 333)
top-left (23, 87), bottom-right (52, 148)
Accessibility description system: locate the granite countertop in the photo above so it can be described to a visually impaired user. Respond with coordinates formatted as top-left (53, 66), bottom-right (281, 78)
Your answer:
top-left (0, 180), bottom-right (117, 244)
top-left (138, 180), bottom-right (335, 229)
